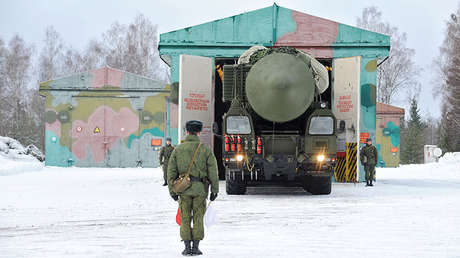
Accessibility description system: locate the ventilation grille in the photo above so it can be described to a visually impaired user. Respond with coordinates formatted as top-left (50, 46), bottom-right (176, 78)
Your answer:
top-left (223, 65), bottom-right (235, 102)
top-left (222, 64), bottom-right (251, 102)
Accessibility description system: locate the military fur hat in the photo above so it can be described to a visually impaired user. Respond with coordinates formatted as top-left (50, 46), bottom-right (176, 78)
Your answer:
top-left (366, 138), bottom-right (372, 142)
top-left (186, 120), bottom-right (203, 133)
top-left (166, 137), bottom-right (172, 142)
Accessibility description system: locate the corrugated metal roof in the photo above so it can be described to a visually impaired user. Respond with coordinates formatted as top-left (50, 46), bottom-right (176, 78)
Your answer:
top-left (39, 67), bottom-right (166, 91)
top-left (159, 4), bottom-right (390, 50)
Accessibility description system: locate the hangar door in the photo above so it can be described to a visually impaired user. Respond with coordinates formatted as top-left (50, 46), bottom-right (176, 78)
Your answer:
top-left (332, 56), bottom-right (361, 182)
top-left (70, 96), bottom-right (145, 167)
top-left (178, 55), bottom-right (214, 148)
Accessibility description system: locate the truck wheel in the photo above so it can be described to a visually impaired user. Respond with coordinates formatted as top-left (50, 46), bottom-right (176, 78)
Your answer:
top-left (225, 170), bottom-right (247, 195)
top-left (303, 175), bottom-right (331, 195)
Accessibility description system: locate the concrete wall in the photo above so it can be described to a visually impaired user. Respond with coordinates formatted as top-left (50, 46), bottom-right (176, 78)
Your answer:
top-left (39, 67), bottom-right (170, 167)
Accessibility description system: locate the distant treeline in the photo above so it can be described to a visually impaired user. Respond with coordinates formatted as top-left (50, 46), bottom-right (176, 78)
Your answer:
top-left (0, 14), bottom-right (168, 151)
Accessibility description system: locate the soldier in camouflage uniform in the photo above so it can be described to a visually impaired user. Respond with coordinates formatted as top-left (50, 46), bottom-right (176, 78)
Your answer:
top-left (159, 137), bottom-right (174, 186)
top-left (167, 120), bottom-right (219, 256)
top-left (360, 138), bottom-right (378, 186)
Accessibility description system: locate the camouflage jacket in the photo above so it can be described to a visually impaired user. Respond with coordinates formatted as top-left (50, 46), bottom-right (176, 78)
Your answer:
top-left (159, 144), bottom-right (175, 166)
top-left (360, 144), bottom-right (378, 165)
top-left (167, 134), bottom-right (219, 197)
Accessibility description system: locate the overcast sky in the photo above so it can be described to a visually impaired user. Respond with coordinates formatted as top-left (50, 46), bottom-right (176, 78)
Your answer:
top-left (1, 0), bottom-right (458, 119)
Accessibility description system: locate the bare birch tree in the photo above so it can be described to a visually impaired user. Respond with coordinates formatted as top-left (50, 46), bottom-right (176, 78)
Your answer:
top-left (101, 14), bottom-right (166, 81)
top-left (357, 7), bottom-right (420, 104)
top-left (61, 48), bottom-right (85, 74)
top-left (0, 38), bottom-right (8, 136)
top-left (436, 5), bottom-right (460, 152)
top-left (1, 14), bottom-right (167, 151)
top-left (60, 40), bottom-right (104, 74)
top-left (0, 35), bottom-right (35, 145)
top-left (38, 26), bottom-right (64, 81)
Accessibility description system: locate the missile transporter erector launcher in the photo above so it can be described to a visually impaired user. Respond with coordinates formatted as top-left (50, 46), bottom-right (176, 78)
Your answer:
top-left (219, 47), bottom-right (337, 195)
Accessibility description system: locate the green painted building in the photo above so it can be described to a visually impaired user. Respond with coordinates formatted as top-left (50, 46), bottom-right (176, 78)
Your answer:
top-left (159, 4), bottom-right (390, 182)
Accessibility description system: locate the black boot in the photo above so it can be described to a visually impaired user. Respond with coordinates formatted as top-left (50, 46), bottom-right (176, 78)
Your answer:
top-left (182, 240), bottom-right (192, 256)
top-left (162, 181), bottom-right (168, 186)
top-left (192, 240), bottom-right (203, 255)
top-left (369, 181), bottom-right (373, 187)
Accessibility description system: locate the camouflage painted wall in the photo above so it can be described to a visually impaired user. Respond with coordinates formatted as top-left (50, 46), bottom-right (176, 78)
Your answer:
top-left (376, 103), bottom-right (404, 167)
top-left (39, 67), bottom-right (170, 167)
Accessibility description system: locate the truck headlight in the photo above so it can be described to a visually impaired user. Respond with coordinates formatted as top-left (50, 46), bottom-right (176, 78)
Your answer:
top-left (236, 154), bottom-right (244, 162)
top-left (316, 154), bottom-right (325, 162)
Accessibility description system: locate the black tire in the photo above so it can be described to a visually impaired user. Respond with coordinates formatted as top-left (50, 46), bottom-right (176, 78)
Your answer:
top-left (301, 176), bottom-right (311, 192)
top-left (225, 170), bottom-right (247, 195)
top-left (302, 175), bottom-right (331, 195)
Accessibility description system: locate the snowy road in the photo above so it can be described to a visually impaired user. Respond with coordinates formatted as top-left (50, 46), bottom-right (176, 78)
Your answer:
top-left (1, 162), bottom-right (460, 258)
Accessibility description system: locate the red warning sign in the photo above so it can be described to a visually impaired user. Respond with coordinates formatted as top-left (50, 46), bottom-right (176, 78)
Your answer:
top-left (184, 93), bottom-right (209, 111)
top-left (360, 133), bottom-right (370, 143)
top-left (151, 139), bottom-right (162, 146)
top-left (336, 95), bottom-right (354, 113)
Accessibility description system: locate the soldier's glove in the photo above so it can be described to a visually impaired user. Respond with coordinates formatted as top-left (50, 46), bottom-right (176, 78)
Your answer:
top-left (171, 195), bottom-right (179, 201)
top-left (210, 193), bottom-right (218, 201)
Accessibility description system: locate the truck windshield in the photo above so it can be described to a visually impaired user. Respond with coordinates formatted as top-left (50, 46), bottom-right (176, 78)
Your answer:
top-left (226, 116), bottom-right (251, 134)
top-left (309, 116), bottom-right (334, 135)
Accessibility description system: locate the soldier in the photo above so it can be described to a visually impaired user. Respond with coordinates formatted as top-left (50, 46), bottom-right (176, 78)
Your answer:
top-left (159, 137), bottom-right (174, 186)
top-left (360, 138), bottom-right (378, 186)
top-left (167, 120), bottom-right (219, 256)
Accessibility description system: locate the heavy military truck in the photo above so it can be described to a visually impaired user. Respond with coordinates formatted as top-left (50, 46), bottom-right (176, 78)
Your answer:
top-left (217, 47), bottom-right (336, 195)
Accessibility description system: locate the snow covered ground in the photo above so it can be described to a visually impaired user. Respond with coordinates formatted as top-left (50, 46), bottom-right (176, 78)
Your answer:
top-left (0, 154), bottom-right (44, 176)
top-left (1, 157), bottom-right (460, 258)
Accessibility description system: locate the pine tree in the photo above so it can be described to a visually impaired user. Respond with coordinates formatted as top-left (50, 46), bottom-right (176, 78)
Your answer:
top-left (401, 98), bottom-right (425, 164)
top-left (357, 7), bottom-right (420, 104)
top-left (438, 112), bottom-right (451, 152)
top-left (399, 117), bottom-right (408, 163)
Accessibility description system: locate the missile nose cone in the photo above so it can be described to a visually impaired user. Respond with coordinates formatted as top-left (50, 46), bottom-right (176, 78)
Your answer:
top-left (275, 80), bottom-right (288, 90)
top-left (245, 53), bottom-right (316, 123)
